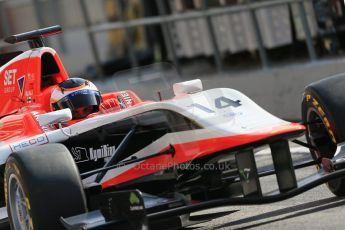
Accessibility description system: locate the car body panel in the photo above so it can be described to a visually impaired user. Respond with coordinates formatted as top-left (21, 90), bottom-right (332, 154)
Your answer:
top-left (1, 78), bottom-right (305, 188)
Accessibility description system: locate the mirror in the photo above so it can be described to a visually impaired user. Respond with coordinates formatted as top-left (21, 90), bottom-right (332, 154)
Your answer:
top-left (173, 79), bottom-right (203, 96)
top-left (37, 108), bottom-right (72, 126)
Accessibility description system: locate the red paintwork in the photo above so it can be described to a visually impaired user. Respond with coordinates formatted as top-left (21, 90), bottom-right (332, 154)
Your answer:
top-left (0, 48), bottom-right (69, 143)
top-left (0, 47), bottom-right (143, 144)
top-left (102, 122), bottom-right (305, 188)
top-left (0, 48), bottom-right (69, 117)
top-left (0, 112), bottom-right (44, 141)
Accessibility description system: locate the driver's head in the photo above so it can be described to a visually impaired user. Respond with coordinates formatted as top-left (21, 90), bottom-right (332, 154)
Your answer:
top-left (50, 78), bottom-right (102, 119)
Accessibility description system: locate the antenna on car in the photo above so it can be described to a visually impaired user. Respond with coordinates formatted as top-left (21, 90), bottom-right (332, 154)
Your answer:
top-left (4, 25), bottom-right (62, 49)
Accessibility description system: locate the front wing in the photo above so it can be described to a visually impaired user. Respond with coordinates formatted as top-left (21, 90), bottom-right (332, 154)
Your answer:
top-left (60, 143), bottom-right (345, 230)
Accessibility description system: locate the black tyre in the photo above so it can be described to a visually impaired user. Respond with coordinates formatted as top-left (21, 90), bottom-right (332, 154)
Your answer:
top-left (4, 144), bottom-right (87, 230)
top-left (302, 73), bottom-right (345, 196)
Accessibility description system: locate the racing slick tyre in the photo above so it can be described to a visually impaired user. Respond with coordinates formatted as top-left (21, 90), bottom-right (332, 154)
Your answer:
top-left (4, 143), bottom-right (87, 230)
top-left (302, 73), bottom-right (345, 196)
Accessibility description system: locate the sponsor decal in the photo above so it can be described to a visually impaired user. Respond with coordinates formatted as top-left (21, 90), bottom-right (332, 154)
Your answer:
top-left (129, 192), bottom-right (144, 211)
top-left (129, 192), bottom-right (140, 205)
top-left (27, 97), bottom-right (32, 104)
top-left (4, 69), bottom-right (16, 86)
top-left (121, 91), bottom-right (133, 105)
top-left (90, 144), bottom-right (116, 162)
top-left (129, 206), bottom-right (143, 212)
top-left (215, 96), bottom-right (241, 108)
top-left (10, 135), bottom-right (48, 151)
top-left (27, 73), bottom-right (34, 81)
top-left (117, 95), bottom-right (126, 109)
top-left (17, 75), bottom-right (25, 96)
top-left (72, 144), bottom-right (116, 163)
top-left (71, 147), bottom-right (89, 163)
top-left (24, 82), bottom-right (34, 104)
top-left (4, 87), bottom-right (15, 94)
top-left (223, 111), bottom-right (243, 118)
top-left (239, 168), bottom-right (251, 183)
top-left (190, 103), bottom-right (215, 113)
top-left (117, 91), bottom-right (133, 109)
top-left (25, 89), bottom-right (33, 97)
top-left (188, 96), bottom-right (242, 113)
top-left (26, 83), bottom-right (34, 102)
top-left (3, 70), bottom-right (25, 95)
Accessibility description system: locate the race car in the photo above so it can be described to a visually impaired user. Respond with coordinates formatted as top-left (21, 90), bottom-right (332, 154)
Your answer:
top-left (1, 25), bottom-right (345, 230)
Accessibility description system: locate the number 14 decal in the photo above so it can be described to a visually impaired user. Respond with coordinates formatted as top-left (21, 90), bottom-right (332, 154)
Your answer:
top-left (190, 96), bottom-right (241, 113)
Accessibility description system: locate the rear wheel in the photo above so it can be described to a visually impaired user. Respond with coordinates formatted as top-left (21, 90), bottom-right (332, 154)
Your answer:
top-left (302, 74), bottom-right (345, 196)
top-left (5, 144), bottom-right (87, 230)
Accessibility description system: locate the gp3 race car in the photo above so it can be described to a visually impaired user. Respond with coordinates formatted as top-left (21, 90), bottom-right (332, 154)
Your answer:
top-left (1, 26), bottom-right (345, 230)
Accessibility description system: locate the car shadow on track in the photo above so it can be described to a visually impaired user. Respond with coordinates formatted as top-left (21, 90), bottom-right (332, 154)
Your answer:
top-left (213, 196), bottom-right (345, 230)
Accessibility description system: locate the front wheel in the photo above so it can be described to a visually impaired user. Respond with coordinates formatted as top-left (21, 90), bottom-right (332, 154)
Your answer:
top-left (5, 144), bottom-right (87, 230)
top-left (302, 74), bottom-right (345, 196)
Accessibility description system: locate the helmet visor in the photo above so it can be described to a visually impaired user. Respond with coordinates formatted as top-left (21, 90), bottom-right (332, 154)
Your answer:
top-left (54, 89), bottom-right (101, 111)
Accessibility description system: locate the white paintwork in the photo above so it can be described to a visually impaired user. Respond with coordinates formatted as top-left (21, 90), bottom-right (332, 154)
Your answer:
top-left (173, 79), bottom-right (203, 96)
top-left (0, 88), bottom-right (290, 168)
top-left (68, 88), bottom-right (288, 136)
top-left (97, 88), bottom-right (289, 183)
top-left (37, 108), bottom-right (72, 126)
top-left (100, 129), bottom-right (227, 183)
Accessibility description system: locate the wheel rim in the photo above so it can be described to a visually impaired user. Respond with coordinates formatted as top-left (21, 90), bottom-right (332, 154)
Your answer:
top-left (307, 109), bottom-right (336, 159)
top-left (306, 106), bottom-right (344, 193)
top-left (8, 174), bottom-right (31, 230)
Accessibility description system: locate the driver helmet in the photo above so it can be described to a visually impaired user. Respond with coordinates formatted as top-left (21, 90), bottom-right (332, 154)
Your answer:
top-left (50, 78), bottom-right (102, 119)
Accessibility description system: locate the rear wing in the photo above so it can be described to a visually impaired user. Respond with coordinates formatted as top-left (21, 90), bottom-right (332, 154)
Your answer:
top-left (4, 25), bottom-right (62, 48)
